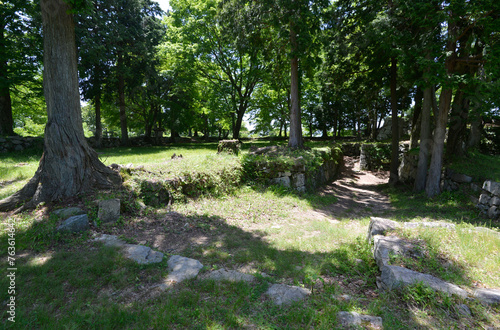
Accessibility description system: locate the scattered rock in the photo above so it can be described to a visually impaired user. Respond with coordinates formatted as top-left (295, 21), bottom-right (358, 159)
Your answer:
top-left (165, 255), bottom-right (203, 285)
top-left (450, 172), bottom-right (472, 183)
top-left (367, 217), bottom-right (400, 242)
top-left (93, 234), bottom-right (126, 247)
top-left (122, 245), bottom-right (164, 265)
top-left (53, 207), bottom-right (85, 219)
top-left (56, 214), bottom-right (89, 233)
top-left (378, 265), bottom-right (468, 298)
top-left (335, 294), bottom-right (352, 302)
top-left (336, 311), bottom-right (383, 329)
top-left (98, 199), bottom-right (121, 223)
top-left (265, 284), bottom-right (311, 306)
top-left (488, 206), bottom-right (500, 219)
top-left (483, 181), bottom-right (500, 195)
top-left (473, 288), bottom-right (500, 305)
top-left (204, 269), bottom-right (255, 283)
top-left (372, 236), bottom-right (422, 269)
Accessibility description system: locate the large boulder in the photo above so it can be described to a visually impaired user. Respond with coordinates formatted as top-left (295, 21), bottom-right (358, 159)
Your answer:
top-left (166, 255), bottom-right (203, 284)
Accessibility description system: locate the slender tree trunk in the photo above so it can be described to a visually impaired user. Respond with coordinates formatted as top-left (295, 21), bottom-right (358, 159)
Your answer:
top-left (425, 21), bottom-right (457, 198)
top-left (117, 52), bottom-right (129, 146)
top-left (0, 0), bottom-right (120, 212)
top-left (389, 57), bottom-right (399, 185)
top-left (232, 105), bottom-right (245, 139)
top-left (468, 114), bottom-right (482, 150)
top-left (409, 86), bottom-right (423, 149)
top-left (94, 92), bottom-right (102, 148)
top-left (288, 22), bottom-right (303, 149)
top-left (414, 86), bottom-right (433, 192)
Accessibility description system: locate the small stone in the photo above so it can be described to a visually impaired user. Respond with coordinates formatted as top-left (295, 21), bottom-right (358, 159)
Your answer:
top-left (122, 244), bottom-right (164, 265)
top-left (57, 214), bottom-right (89, 233)
top-left (488, 206), bottom-right (500, 219)
top-left (265, 284), bottom-right (311, 306)
top-left (479, 193), bottom-right (492, 205)
top-left (490, 197), bottom-right (500, 206)
top-left (337, 311), bottom-right (383, 329)
top-left (93, 234), bottom-right (126, 247)
top-left (450, 172), bottom-right (472, 183)
top-left (205, 269), bottom-right (255, 283)
top-left (98, 199), bottom-right (121, 223)
top-left (165, 255), bottom-right (203, 284)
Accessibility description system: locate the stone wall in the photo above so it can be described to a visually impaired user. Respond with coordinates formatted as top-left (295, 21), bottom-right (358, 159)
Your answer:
top-left (477, 181), bottom-right (500, 219)
top-left (0, 136), bottom-right (43, 153)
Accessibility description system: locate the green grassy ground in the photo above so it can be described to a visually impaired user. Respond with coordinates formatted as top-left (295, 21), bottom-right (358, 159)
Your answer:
top-left (0, 142), bottom-right (499, 329)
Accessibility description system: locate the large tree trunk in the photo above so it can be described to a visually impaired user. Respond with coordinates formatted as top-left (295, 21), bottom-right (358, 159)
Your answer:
top-left (94, 92), bottom-right (102, 148)
top-left (389, 57), bottom-right (399, 185)
top-left (425, 21), bottom-right (457, 198)
top-left (445, 85), bottom-right (469, 160)
top-left (0, 23), bottom-right (14, 136)
top-left (0, 0), bottom-right (120, 212)
top-left (414, 86), bottom-right (433, 192)
top-left (232, 105), bottom-right (245, 139)
top-left (287, 23), bottom-right (303, 149)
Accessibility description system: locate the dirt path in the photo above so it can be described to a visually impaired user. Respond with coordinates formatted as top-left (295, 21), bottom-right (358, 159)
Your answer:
top-left (297, 156), bottom-right (394, 220)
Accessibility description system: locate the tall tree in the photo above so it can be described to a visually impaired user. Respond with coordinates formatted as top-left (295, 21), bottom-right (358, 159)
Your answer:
top-left (0, 0), bottom-right (121, 211)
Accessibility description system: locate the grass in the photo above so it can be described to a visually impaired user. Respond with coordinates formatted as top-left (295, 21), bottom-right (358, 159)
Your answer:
top-left (0, 142), bottom-right (499, 329)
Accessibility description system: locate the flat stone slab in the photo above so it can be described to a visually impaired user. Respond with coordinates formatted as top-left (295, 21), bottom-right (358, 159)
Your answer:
top-left (367, 217), bottom-right (400, 242)
top-left (379, 265), bottom-right (468, 298)
top-left (93, 234), bottom-right (163, 264)
top-left (473, 288), bottom-right (500, 305)
top-left (403, 221), bottom-right (455, 230)
top-left (57, 214), bottom-right (89, 233)
top-left (373, 236), bottom-right (421, 269)
top-left (122, 244), bottom-right (164, 265)
top-left (205, 269), bottom-right (255, 283)
top-left (53, 207), bottom-right (85, 219)
top-left (166, 255), bottom-right (203, 284)
top-left (265, 284), bottom-right (311, 306)
top-left (337, 311), bottom-right (383, 329)
top-left (93, 234), bottom-right (126, 247)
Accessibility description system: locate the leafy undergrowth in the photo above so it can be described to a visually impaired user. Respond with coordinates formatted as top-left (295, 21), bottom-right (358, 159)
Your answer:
top-left (448, 151), bottom-right (500, 182)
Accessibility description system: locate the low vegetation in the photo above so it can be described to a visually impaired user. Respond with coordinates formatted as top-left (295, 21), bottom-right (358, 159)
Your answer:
top-left (0, 142), bottom-right (499, 328)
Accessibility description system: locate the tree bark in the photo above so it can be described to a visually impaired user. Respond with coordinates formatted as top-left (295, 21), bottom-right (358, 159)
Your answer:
top-left (288, 23), bottom-right (303, 149)
top-left (445, 85), bottom-right (469, 160)
top-left (0, 0), bottom-right (120, 212)
top-left (389, 57), bottom-right (399, 185)
top-left (0, 23), bottom-right (14, 136)
top-left (414, 86), bottom-right (433, 192)
top-left (409, 86), bottom-right (423, 150)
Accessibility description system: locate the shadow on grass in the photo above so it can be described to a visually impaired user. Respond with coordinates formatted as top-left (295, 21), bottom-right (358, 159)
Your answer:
top-left (0, 207), bottom-right (474, 329)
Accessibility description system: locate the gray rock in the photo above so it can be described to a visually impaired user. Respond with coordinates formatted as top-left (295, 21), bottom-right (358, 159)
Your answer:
top-left (373, 236), bottom-right (421, 269)
top-left (403, 221), bottom-right (456, 230)
top-left (456, 304), bottom-right (471, 316)
top-left (93, 234), bottom-right (126, 247)
top-left (272, 176), bottom-right (291, 188)
top-left (483, 181), bottom-right (500, 195)
top-left (450, 172), bottom-right (472, 183)
top-left (379, 265), bottom-right (468, 298)
top-left (474, 288), bottom-right (500, 305)
top-left (265, 284), bottom-right (311, 306)
top-left (292, 173), bottom-right (305, 187)
top-left (479, 193), bottom-right (492, 205)
top-left (53, 207), bottom-right (85, 219)
top-left (122, 244), bottom-right (164, 265)
top-left (165, 255), bottom-right (203, 284)
top-left (491, 197), bottom-right (500, 206)
top-left (57, 214), bottom-right (89, 233)
top-left (367, 217), bottom-right (400, 242)
top-left (337, 311), bottom-right (383, 329)
top-left (98, 199), bottom-right (121, 223)
top-left (488, 206), bottom-right (500, 219)
top-left (205, 269), bottom-right (255, 283)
